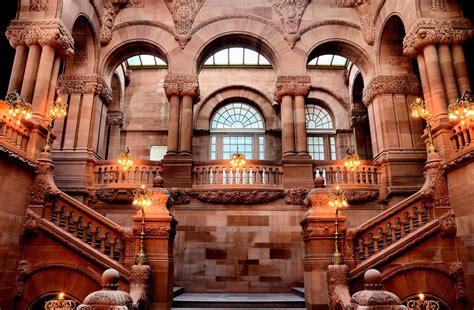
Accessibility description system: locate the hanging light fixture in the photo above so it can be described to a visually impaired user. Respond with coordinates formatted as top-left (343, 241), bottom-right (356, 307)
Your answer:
top-left (448, 90), bottom-right (473, 125)
top-left (43, 97), bottom-right (68, 152)
top-left (118, 147), bottom-right (134, 170)
top-left (5, 91), bottom-right (32, 125)
top-left (229, 147), bottom-right (246, 170)
top-left (133, 184), bottom-right (152, 265)
top-left (44, 292), bottom-right (77, 310)
top-left (410, 97), bottom-right (436, 154)
top-left (343, 148), bottom-right (361, 171)
top-left (406, 293), bottom-right (440, 310)
top-left (328, 186), bottom-right (348, 265)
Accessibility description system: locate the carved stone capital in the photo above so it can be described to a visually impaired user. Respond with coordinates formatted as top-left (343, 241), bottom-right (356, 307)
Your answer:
top-left (98, 78), bottom-right (113, 105)
top-left (362, 75), bottom-right (420, 105)
top-left (163, 74), bottom-right (200, 101)
top-left (165, 0), bottom-right (206, 48)
top-left (106, 111), bottom-right (125, 128)
top-left (274, 76), bottom-right (311, 103)
top-left (100, 0), bottom-right (128, 46)
top-left (30, 152), bottom-right (60, 205)
top-left (6, 19), bottom-right (74, 56)
top-left (271, 0), bottom-right (309, 48)
top-left (403, 18), bottom-right (474, 57)
top-left (57, 75), bottom-right (112, 103)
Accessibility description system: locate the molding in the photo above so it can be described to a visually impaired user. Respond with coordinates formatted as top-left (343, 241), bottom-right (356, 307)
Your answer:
top-left (191, 14), bottom-right (283, 36)
top-left (57, 75), bottom-right (112, 105)
top-left (0, 144), bottom-right (36, 172)
top-left (444, 149), bottom-right (474, 172)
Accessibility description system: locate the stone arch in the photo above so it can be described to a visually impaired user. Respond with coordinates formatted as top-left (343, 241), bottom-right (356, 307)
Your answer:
top-left (374, 0), bottom-right (420, 36)
top-left (195, 85), bottom-right (277, 130)
top-left (308, 87), bottom-right (350, 129)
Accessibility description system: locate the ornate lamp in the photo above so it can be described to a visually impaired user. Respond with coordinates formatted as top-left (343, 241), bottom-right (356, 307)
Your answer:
top-left (410, 98), bottom-right (436, 154)
top-left (44, 292), bottom-right (77, 310)
top-left (449, 90), bottom-right (473, 125)
top-left (118, 147), bottom-right (134, 171)
top-left (343, 147), bottom-right (361, 171)
top-left (229, 147), bottom-right (246, 170)
top-left (406, 293), bottom-right (440, 310)
top-left (133, 184), bottom-right (152, 265)
top-left (328, 186), bottom-right (348, 265)
top-left (5, 91), bottom-right (32, 125)
top-left (44, 97), bottom-right (68, 152)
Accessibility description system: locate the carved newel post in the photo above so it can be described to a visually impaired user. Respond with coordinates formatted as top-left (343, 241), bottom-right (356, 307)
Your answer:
top-left (327, 264), bottom-right (351, 310)
top-left (77, 269), bottom-right (133, 310)
top-left (132, 181), bottom-right (177, 310)
top-left (350, 269), bottom-right (406, 309)
top-left (300, 189), bottom-right (346, 309)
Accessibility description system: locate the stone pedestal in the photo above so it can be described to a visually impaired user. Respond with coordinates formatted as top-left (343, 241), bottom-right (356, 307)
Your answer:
top-left (282, 156), bottom-right (314, 189)
top-left (132, 188), bottom-right (177, 310)
top-left (301, 206), bottom-right (346, 309)
top-left (161, 155), bottom-right (193, 188)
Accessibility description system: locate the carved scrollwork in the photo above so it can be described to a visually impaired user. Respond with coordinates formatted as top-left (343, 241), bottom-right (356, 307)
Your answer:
top-left (29, 152), bottom-right (60, 205)
top-left (285, 188), bottom-right (310, 205)
top-left (116, 226), bottom-right (135, 257)
top-left (100, 0), bottom-right (128, 46)
top-left (30, 0), bottom-right (47, 11)
top-left (165, 0), bottom-right (206, 48)
top-left (362, 75), bottom-right (420, 105)
top-left (196, 190), bottom-right (284, 204)
top-left (444, 150), bottom-right (474, 172)
top-left (14, 260), bottom-right (31, 297)
top-left (274, 76), bottom-right (311, 103)
top-left (270, 0), bottom-right (310, 48)
top-left (163, 74), bottom-right (200, 101)
top-left (95, 189), bottom-right (134, 203)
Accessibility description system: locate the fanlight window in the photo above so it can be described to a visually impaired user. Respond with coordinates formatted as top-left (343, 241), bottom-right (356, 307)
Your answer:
top-left (211, 103), bottom-right (264, 129)
top-left (307, 54), bottom-right (348, 68)
top-left (305, 104), bottom-right (336, 160)
top-left (204, 48), bottom-right (271, 67)
top-left (126, 54), bottom-right (167, 68)
top-left (306, 104), bottom-right (333, 129)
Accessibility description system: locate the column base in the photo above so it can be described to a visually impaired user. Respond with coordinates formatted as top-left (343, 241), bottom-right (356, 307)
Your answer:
top-left (282, 156), bottom-right (314, 189)
top-left (161, 156), bottom-right (193, 188)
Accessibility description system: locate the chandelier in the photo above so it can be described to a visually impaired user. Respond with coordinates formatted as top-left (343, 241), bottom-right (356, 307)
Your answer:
top-left (44, 292), bottom-right (77, 310)
top-left (229, 147), bottom-right (246, 170)
top-left (410, 97), bottom-right (436, 154)
top-left (44, 97), bottom-right (68, 152)
top-left (343, 148), bottom-right (361, 171)
top-left (118, 147), bottom-right (134, 170)
top-left (448, 90), bottom-right (473, 125)
top-left (5, 91), bottom-right (32, 125)
top-left (328, 186), bottom-right (348, 209)
top-left (406, 293), bottom-right (440, 310)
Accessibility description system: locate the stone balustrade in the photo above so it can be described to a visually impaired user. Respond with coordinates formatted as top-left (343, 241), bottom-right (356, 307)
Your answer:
top-left (192, 160), bottom-right (283, 188)
top-left (93, 160), bottom-right (163, 188)
top-left (0, 100), bottom-right (30, 153)
top-left (450, 119), bottom-right (473, 152)
top-left (344, 193), bottom-right (433, 264)
top-left (313, 160), bottom-right (382, 189)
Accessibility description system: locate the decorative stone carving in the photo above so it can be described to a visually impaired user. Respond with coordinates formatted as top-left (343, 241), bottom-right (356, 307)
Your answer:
top-left (116, 227), bottom-right (135, 258)
top-left (100, 0), bottom-right (128, 46)
top-left (439, 209), bottom-right (456, 237)
top-left (350, 109), bottom-right (368, 126)
top-left (350, 269), bottom-right (404, 307)
top-left (106, 111), bottom-right (125, 128)
top-left (169, 188), bottom-right (191, 205)
top-left (344, 190), bottom-right (379, 204)
top-left (403, 18), bottom-right (474, 57)
top-left (30, 0), bottom-right (47, 11)
top-left (99, 78), bottom-right (113, 106)
top-left (270, 0), bottom-right (310, 48)
top-left (163, 74), bottom-right (200, 101)
top-left (14, 260), bottom-right (31, 297)
top-left (130, 264), bottom-right (152, 309)
top-left (57, 75), bottom-right (113, 104)
top-left (94, 189), bottom-right (134, 203)
top-left (126, 0), bottom-right (144, 7)
top-left (301, 221), bottom-right (336, 239)
top-left (431, 0), bottom-right (448, 10)
top-left (164, 0), bottom-right (206, 48)
top-left (5, 19), bottom-right (74, 56)
top-left (23, 209), bottom-right (40, 234)
top-left (335, 0), bottom-right (386, 45)
top-left (327, 264), bottom-right (351, 310)
top-left (302, 188), bottom-right (328, 207)
top-left (0, 145), bottom-right (36, 172)
top-left (449, 262), bottom-right (468, 303)
top-left (30, 152), bottom-right (60, 205)
top-left (133, 222), bottom-right (174, 238)
top-left (444, 149), bottom-right (474, 172)
top-left (196, 190), bottom-right (284, 204)
top-left (419, 153), bottom-right (450, 207)
top-left (274, 76), bottom-right (311, 103)
top-left (362, 75), bottom-right (420, 105)
top-left (284, 188), bottom-right (310, 205)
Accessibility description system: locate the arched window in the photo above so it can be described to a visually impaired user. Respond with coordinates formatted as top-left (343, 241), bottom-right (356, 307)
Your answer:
top-left (210, 103), bottom-right (265, 160)
top-left (307, 54), bottom-right (348, 68)
top-left (305, 104), bottom-right (336, 160)
top-left (204, 48), bottom-right (271, 67)
top-left (126, 54), bottom-right (167, 68)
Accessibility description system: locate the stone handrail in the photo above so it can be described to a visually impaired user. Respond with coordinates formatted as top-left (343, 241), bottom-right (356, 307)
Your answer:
top-left (0, 100), bottom-right (31, 153)
top-left (193, 160), bottom-right (283, 188)
top-left (313, 160), bottom-right (381, 188)
top-left (93, 159), bottom-right (163, 188)
top-left (450, 119), bottom-right (473, 152)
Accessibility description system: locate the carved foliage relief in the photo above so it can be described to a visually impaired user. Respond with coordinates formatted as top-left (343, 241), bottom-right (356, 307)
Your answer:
top-left (270, 0), bottom-right (309, 48)
top-left (165, 0), bottom-right (206, 48)
top-left (30, 0), bottom-right (47, 12)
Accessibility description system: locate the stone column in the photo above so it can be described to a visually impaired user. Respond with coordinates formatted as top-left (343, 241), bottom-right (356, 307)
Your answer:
top-left (281, 94), bottom-right (295, 156)
top-left (7, 45), bottom-right (28, 93)
top-left (166, 95), bottom-right (180, 155)
top-left (295, 94), bottom-right (309, 156)
top-left (106, 111), bottom-right (124, 159)
top-left (21, 44), bottom-right (41, 104)
top-left (438, 45), bottom-right (459, 104)
top-left (423, 45), bottom-right (449, 121)
top-left (179, 78), bottom-right (199, 155)
top-left (32, 44), bottom-right (56, 116)
top-left (452, 44), bottom-right (472, 93)
top-left (416, 54), bottom-right (433, 109)
top-left (47, 57), bottom-right (61, 104)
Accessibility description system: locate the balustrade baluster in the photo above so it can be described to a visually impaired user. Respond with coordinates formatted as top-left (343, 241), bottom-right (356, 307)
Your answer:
top-left (109, 239), bottom-right (116, 259)
top-left (372, 235), bottom-right (380, 254)
top-left (363, 239), bottom-right (370, 259)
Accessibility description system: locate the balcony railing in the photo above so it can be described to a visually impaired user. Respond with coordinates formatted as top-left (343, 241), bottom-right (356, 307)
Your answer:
top-left (313, 160), bottom-right (381, 189)
top-left (93, 160), bottom-right (163, 188)
top-left (192, 160), bottom-right (283, 188)
top-left (450, 119), bottom-right (473, 153)
top-left (0, 100), bottom-right (31, 153)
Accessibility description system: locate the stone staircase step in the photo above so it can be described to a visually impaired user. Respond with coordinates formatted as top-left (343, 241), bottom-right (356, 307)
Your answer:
top-left (172, 293), bottom-right (305, 308)
top-left (291, 287), bottom-right (305, 298)
top-left (174, 287), bottom-right (185, 297)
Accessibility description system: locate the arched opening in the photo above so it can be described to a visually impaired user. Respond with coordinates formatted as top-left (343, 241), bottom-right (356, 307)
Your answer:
top-left (0, 1), bottom-right (18, 96)
top-left (378, 15), bottom-right (411, 75)
top-left (352, 73), bottom-right (373, 160)
top-left (64, 15), bottom-right (97, 75)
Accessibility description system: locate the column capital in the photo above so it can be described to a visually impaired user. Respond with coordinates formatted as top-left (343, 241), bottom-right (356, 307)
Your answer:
top-left (362, 75), bottom-right (420, 105)
top-left (5, 19), bottom-right (74, 57)
top-left (274, 75), bottom-right (311, 103)
top-left (57, 74), bottom-right (112, 105)
top-left (106, 111), bottom-right (124, 128)
top-left (403, 18), bottom-right (474, 57)
top-left (163, 73), bottom-right (200, 101)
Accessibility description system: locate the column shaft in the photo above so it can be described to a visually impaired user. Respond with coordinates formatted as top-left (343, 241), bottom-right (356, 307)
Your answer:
top-left (423, 44), bottom-right (449, 121)
top-left (167, 95), bottom-right (180, 154)
top-left (294, 95), bottom-right (308, 155)
top-left (179, 95), bottom-right (193, 155)
top-left (452, 44), bottom-right (472, 93)
top-left (108, 125), bottom-right (121, 159)
top-left (32, 45), bottom-right (56, 116)
top-left (417, 54), bottom-right (433, 108)
top-left (438, 45), bottom-right (459, 104)
top-left (8, 45), bottom-right (28, 93)
top-left (47, 56), bottom-right (61, 104)
top-left (281, 95), bottom-right (295, 156)
top-left (21, 45), bottom-right (41, 103)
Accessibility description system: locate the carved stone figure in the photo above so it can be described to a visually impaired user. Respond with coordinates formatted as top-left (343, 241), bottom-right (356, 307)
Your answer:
top-left (14, 260), bottom-right (31, 297)
top-left (439, 210), bottom-right (457, 237)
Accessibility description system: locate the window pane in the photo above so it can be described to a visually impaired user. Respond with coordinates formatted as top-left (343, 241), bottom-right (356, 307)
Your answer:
top-left (308, 137), bottom-right (325, 160)
top-left (317, 54), bottom-right (333, 66)
top-left (150, 146), bottom-right (167, 160)
top-left (259, 136), bottom-right (265, 160)
top-left (229, 48), bottom-right (244, 65)
top-left (330, 137), bottom-right (336, 160)
top-left (211, 102), bottom-right (264, 129)
top-left (204, 56), bottom-right (214, 65)
top-left (306, 104), bottom-right (333, 129)
top-left (244, 48), bottom-right (259, 65)
top-left (127, 56), bottom-right (141, 66)
top-left (210, 136), bottom-right (217, 160)
top-left (308, 57), bottom-right (317, 65)
top-left (332, 55), bottom-right (347, 66)
top-left (140, 55), bottom-right (156, 66)
top-left (258, 55), bottom-right (271, 65)
top-left (155, 56), bottom-right (167, 65)
top-left (214, 49), bottom-right (228, 65)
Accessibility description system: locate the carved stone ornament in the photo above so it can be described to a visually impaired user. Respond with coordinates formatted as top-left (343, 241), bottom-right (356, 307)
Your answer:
top-left (57, 75), bottom-right (113, 105)
top-left (270, 0), bottom-right (310, 48)
top-left (303, 188), bottom-right (329, 208)
top-left (163, 74), bottom-right (200, 101)
top-left (0, 145), bottom-right (36, 172)
top-left (335, 0), bottom-right (386, 45)
top-left (432, 0), bottom-right (448, 10)
top-left (14, 260), bottom-right (31, 297)
top-left (95, 189), bottom-right (134, 203)
top-left (116, 226), bottom-right (135, 257)
top-left (30, 152), bottom-right (60, 205)
top-left (403, 18), bottom-right (474, 57)
top-left (196, 190), bottom-right (284, 204)
top-left (169, 188), bottom-right (191, 205)
top-left (344, 190), bottom-right (379, 204)
top-left (134, 222), bottom-right (174, 238)
top-left (327, 264), bottom-right (351, 310)
top-left (23, 209), bottom-right (41, 234)
top-left (350, 109), bottom-right (368, 126)
top-left (444, 149), bottom-right (474, 172)
top-left (449, 262), bottom-right (468, 303)
top-left (100, 0), bottom-right (128, 46)
top-left (126, 0), bottom-right (144, 7)
top-left (419, 153), bottom-right (450, 207)
top-left (439, 209), bottom-right (456, 237)
top-left (362, 75), bottom-right (420, 105)
top-left (5, 19), bottom-right (74, 57)
top-left (350, 269), bottom-right (404, 307)
top-left (164, 0), bottom-right (206, 48)
top-left (301, 221), bottom-right (336, 239)
top-left (130, 264), bottom-right (152, 309)
top-left (285, 188), bottom-right (310, 205)
top-left (274, 76), bottom-right (311, 103)
top-left (106, 111), bottom-right (125, 128)
top-left (30, 0), bottom-right (47, 12)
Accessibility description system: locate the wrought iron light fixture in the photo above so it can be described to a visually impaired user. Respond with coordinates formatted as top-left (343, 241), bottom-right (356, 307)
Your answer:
top-left (44, 292), bottom-right (77, 310)
top-left (410, 97), bottom-right (436, 154)
top-left (229, 147), bottom-right (246, 170)
top-left (133, 184), bottom-right (152, 265)
top-left (118, 147), bottom-right (134, 170)
top-left (406, 293), bottom-right (440, 310)
top-left (44, 97), bottom-right (68, 152)
top-left (5, 91), bottom-right (32, 125)
top-left (343, 147), bottom-right (361, 171)
top-left (448, 90), bottom-right (473, 125)
top-left (328, 186), bottom-right (348, 265)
